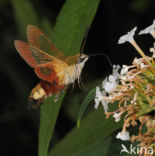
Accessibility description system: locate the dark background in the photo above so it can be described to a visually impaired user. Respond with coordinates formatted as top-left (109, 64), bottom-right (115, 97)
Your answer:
top-left (0, 0), bottom-right (154, 155)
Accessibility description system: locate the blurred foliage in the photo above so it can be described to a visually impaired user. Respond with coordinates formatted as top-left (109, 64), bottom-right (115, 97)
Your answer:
top-left (130, 0), bottom-right (152, 13)
top-left (49, 106), bottom-right (123, 156)
top-left (0, 0), bottom-right (154, 155)
top-left (11, 0), bottom-right (53, 39)
top-left (12, 0), bottom-right (39, 38)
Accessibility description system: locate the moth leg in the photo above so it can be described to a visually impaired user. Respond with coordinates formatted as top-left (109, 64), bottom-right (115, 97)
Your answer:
top-left (70, 82), bottom-right (75, 93)
top-left (79, 75), bottom-right (83, 89)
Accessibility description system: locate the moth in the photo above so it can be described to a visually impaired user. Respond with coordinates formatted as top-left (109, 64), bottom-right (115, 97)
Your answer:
top-left (14, 25), bottom-right (88, 108)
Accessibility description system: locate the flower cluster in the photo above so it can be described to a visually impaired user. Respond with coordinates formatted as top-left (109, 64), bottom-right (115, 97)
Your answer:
top-left (95, 19), bottom-right (155, 155)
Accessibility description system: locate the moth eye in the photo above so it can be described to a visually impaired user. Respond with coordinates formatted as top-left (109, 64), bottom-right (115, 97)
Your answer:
top-left (78, 56), bottom-right (87, 63)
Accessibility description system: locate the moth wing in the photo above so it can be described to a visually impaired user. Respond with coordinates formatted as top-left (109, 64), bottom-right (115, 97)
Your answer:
top-left (14, 40), bottom-right (68, 83)
top-left (35, 61), bottom-right (67, 83)
top-left (27, 25), bottom-right (65, 60)
top-left (14, 40), bottom-right (54, 67)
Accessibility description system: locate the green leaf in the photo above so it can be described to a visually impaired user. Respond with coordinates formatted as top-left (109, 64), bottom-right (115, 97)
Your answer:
top-left (11, 0), bottom-right (39, 38)
top-left (77, 86), bottom-right (96, 128)
top-left (12, 0), bottom-right (52, 39)
top-left (49, 107), bottom-right (123, 156)
top-left (52, 0), bottom-right (100, 55)
top-left (64, 80), bottom-right (102, 122)
top-left (77, 84), bottom-right (102, 127)
top-left (38, 93), bottom-right (65, 156)
top-left (71, 137), bottom-right (112, 156)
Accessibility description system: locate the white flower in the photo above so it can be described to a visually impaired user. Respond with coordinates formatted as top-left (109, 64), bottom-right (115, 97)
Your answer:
top-left (119, 65), bottom-right (132, 83)
top-left (139, 62), bottom-right (149, 69)
top-left (150, 42), bottom-right (155, 58)
top-left (113, 65), bottom-right (121, 74)
top-left (94, 87), bottom-right (103, 109)
top-left (94, 87), bottom-right (110, 112)
top-left (101, 98), bottom-right (109, 113)
top-left (103, 76), bottom-right (117, 93)
top-left (118, 27), bottom-right (137, 44)
top-left (102, 65), bottom-right (120, 93)
top-left (139, 19), bottom-right (155, 35)
top-left (133, 58), bottom-right (149, 69)
top-left (113, 112), bottom-right (121, 122)
top-left (94, 98), bottom-right (100, 109)
top-left (133, 57), bottom-right (142, 65)
top-left (116, 131), bottom-right (130, 141)
top-left (120, 65), bottom-right (130, 75)
top-left (102, 78), bottom-right (107, 89)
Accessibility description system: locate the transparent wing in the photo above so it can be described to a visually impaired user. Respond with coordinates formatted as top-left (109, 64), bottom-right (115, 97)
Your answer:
top-left (27, 25), bottom-right (65, 60)
top-left (15, 40), bottom-right (68, 83)
top-left (15, 40), bottom-right (54, 67)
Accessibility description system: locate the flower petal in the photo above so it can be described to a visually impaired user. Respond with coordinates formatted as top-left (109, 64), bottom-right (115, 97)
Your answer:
top-left (118, 27), bottom-right (137, 44)
top-left (113, 112), bottom-right (121, 122)
top-left (139, 19), bottom-right (155, 35)
top-left (116, 131), bottom-right (130, 141)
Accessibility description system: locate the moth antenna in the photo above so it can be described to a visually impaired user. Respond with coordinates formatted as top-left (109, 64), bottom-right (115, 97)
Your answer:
top-left (80, 39), bottom-right (87, 56)
top-left (78, 30), bottom-right (89, 88)
top-left (80, 28), bottom-right (90, 55)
